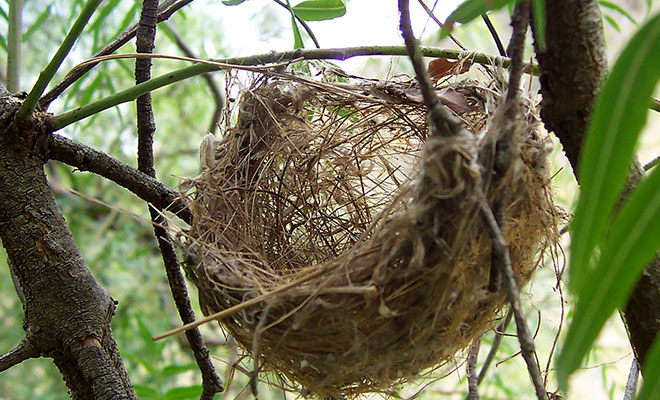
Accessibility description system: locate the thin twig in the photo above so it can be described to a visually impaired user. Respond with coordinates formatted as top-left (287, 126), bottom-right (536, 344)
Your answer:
top-left (16, 0), bottom-right (102, 120)
top-left (481, 13), bottom-right (507, 57)
top-left (465, 340), bottom-right (480, 400)
top-left (643, 154), bottom-right (660, 171)
top-left (652, 98), bottom-right (660, 113)
top-left (623, 358), bottom-right (640, 400)
top-left (46, 134), bottom-right (193, 225)
top-left (415, 0), bottom-right (467, 50)
top-left (0, 338), bottom-right (37, 372)
top-left (398, 0), bottom-right (465, 138)
top-left (6, 0), bottom-right (23, 92)
top-left (272, 0), bottom-right (321, 48)
top-left (38, 0), bottom-right (193, 109)
top-left (477, 309), bottom-right (513, 384)
top-left (163, 22), bottom-right (224, 133)
top-left (134, 3), bottom-right (223, 398)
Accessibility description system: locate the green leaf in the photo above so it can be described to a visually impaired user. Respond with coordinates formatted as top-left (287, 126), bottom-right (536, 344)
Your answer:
top-left (133, 384), bottom-right (160, 399)
top-left (638, 339), bottom-right (660, 400)
top-left (446, 0), bottom-right (514, 25)
top-left (531, 0), bottom-right (545, 51)
top-left (567, 12), bottom-right (660, 294)
top-left (22, 5), bottom-right (51, 42)
top-left (286, 0), bottom-right (304, 48)
top-left (222, 0), bottom-right (248, 5)
top-left (292, 0), bottom-right (346, 21)
top-left (557, 159), bottom-right (660, 388)
top-left (600, 1), bottom-right (637, 25)
top-left (161, 363), bottom-right (197, 377)
top-left (603, 14), bottom-right (621, 31)
top-left (164, 385), bottom-right (203, 400)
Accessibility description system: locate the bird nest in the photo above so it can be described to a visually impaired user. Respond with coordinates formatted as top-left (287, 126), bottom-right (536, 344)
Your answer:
top-left (182, 70), bottom-right (558, 398)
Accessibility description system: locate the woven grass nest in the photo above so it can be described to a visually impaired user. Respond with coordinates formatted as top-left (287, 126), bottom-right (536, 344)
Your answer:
top-left (183, 69), bottom-right (558, 398)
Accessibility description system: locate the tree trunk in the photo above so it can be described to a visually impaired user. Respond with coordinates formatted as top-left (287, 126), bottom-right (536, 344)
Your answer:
top-left (0, 89), bottom-right (135, 399)
top-left (536, 0), bottom-right (660, 367)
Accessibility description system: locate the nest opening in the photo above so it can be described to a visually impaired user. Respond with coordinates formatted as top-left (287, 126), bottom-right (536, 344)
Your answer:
top-left (182, 69), bottom-right (558, 398)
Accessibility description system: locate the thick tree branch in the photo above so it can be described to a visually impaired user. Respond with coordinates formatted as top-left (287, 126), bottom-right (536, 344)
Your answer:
top-left (135, 3), bottom-right (223, 399)
top-left (39, 0), bottom-right (194, 110)
top-left (0, 338), bottom-right (38, 372)
top-left (46, 134), bottom-right (192, 225)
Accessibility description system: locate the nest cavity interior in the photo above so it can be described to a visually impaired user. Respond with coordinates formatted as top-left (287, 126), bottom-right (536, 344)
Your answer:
top-left (183, 72), bottom-right (557, 398)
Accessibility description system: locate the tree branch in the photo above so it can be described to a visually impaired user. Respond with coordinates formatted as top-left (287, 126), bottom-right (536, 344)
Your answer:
top-left (477, 310), bottom-right (513, 384)
top-left (465, 340), bottom-right (480, 400)
top-left (623, 358), bottom-right (640, 400)
top-left (38, 0), bottom-right (194, 110)
top-left (6, 0), bottom-right (22, 93)
top-left (46, 134), bottom-right (192, 225)
top-left (135, 3), bottom-right (223, 399)
top-left (0, 338), bottom-right (37, 372)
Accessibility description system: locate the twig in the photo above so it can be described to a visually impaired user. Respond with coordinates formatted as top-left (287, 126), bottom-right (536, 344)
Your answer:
top-left (163, 22), bottom-right (224, 133)
top-left (134, 3), bottom-right (223, 398)
top-left (46, 134), bottom-right (192, 225)
top-left (652, 98), bottom-right (660, 113)
top-left (398, 0), bottom-right (465, 138)
top-left (6, 0), bottom-right (23, 92)
top-left (38, 0), bottom-right (193, 109)
top-left (15, 0), bottom-right (102, 120)
top-left (644, 154), bottom-right (660, 171)
top-left (623, 358), bottom-right (640, 400)
top-left (477, 309), bottom-right (513, 384)
top-left (481, 13), bottom-right (507, 57)
top-left (465, 340), bottom-right (480, 400)
top-left (272, 0), bottom-right (321, 48)
top-left (0, 338), bottom-right (37, 372)
top-left (415, 0), bottom-right (467, 50)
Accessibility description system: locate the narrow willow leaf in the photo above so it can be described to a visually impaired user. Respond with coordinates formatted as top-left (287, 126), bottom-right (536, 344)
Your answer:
top-left (557, 159), bottom-right (660, 388)
top-left (600, 0), bottom-right (637, 25)
top-left (163, 385), bottom-right (203, 400)
top-left (604, 14), bottom-right (621, 32)
top-left (568, 12), bottom-right (660, 293)
top-left (222, 0), bottom-right (248, 5)
top-left (638, 339), bottom-right (660, 400)
top-left (531, 0), bottom-right (545, 51)
top-left (22, 5), bottom-right (51, 42)
top-left (441, 0), bottom-right (514, 39)
top-left (287, 0), bottom-right (304, 48)
top-left (292, 0), bottom-right (346, 21)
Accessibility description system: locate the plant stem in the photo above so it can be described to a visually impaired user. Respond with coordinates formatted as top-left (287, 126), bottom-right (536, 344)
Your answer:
top-left (6, 0), bottom-right (23, 93)
top-left (16, 0), bottom-right (102, 120)
top-left (51, 45), bottom-right (531, 131)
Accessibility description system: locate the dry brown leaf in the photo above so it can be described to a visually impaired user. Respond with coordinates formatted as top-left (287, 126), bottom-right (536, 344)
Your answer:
top-left (428, 58), bottom-right (471, 81)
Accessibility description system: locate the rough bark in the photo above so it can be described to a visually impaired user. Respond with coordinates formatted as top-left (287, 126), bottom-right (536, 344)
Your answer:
top-left (535, 0), bottom-right (660, 367)
top-left (0, 88), bottom-right (135, 398)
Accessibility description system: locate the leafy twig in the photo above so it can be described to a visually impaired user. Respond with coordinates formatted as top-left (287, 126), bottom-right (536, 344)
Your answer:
top-left (6, 0), bottom-right (23, 92)
top-left (134, 3), bottom-right (223, 399)
top-left (0, 338), bottom-right (37, 372)
top-left (272, 0), bottom-right (321, 48)
top-left (15, 0), bottom-right (102, 120)
top-left (46, 134), bottom-right (192, 225)
top-left (162, 22), bottom-right (224, 133)
top-left (38, 0), bottom-right (194, 109)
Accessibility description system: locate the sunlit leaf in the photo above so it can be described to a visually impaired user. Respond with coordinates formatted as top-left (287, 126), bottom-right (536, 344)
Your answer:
top-left (286, 0), bottom-right (304, 48)
top-left (163, 385), bottom-right (203, 400)
top-left (133, 384), bottom-right (160, 398)
top-left (558, 160), bottom-right (660, 388)
top-left (222, 0), bottom-right (248, 5)
top-left (567, 12), bottom-right (660, 294)
top-left (600, 0), bottom-right (637, 25)
top-left (292, 0), bottom-right (346, 21)
top-left (161, 363), bottom-right (197, 377)
top-left (445, 0), bottom-right (514, 25)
